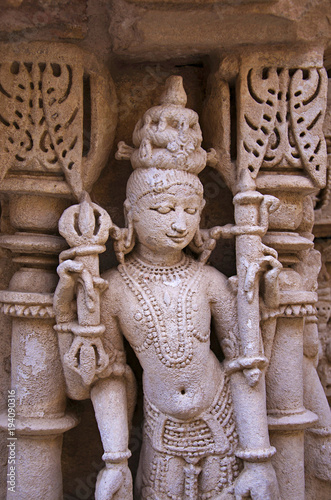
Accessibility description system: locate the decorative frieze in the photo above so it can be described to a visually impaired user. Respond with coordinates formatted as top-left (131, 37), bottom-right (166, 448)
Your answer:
top-left (0, 291), bottom-right (54, 318)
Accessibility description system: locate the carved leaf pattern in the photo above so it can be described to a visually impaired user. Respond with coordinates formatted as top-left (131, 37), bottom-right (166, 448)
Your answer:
top-left (239, 65), bottom-right (327, 187)
top-left (290, 68), bottom-right (327, 188)
top-left (262, 69), bottom-right (302, 169)
top-left (42, 63), bottom-right (84, 197)
top-left (0, 61), bottom-right (70, 180)
top-left (27, 63), bottom-right (60, 171)
top-left (0, 62), bottom-right (32, 180)
top-left (239, 67), bottom-right (279, 179)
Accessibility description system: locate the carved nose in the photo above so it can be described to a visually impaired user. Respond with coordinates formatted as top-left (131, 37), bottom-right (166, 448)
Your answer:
top-left (171, 215), bottom-right (186, 233)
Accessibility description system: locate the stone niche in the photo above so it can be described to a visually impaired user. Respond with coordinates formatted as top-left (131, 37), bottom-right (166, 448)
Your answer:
top-left (0, 1), bottom-right (330, 500)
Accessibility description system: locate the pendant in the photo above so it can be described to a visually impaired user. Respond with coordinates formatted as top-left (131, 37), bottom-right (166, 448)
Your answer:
top-left (163, 290), bottom-right (171, 306)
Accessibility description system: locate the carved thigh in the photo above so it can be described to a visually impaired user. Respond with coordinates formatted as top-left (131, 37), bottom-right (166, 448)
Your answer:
top-left (139, 434), bottom-right (186, 500)
top-left (198, 455), bottom-right (238, 499)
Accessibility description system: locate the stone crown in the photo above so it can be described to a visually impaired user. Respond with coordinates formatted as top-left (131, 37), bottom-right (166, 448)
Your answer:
top-left (117, 75), bottom-right (207, 175)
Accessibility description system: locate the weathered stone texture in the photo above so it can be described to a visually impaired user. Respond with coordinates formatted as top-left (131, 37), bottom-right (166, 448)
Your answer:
top-left (0, 1), bottom-right (330, 499)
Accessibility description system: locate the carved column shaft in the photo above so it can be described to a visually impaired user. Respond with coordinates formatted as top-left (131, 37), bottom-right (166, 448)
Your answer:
top-left (0, 195), bottom-right (75, 500)
top-left (262, 201), bottom-right (320, 500)
top-left (253, 49), bottom-right (326, 499)
top-left (267, 316), bottom-right (307, 499)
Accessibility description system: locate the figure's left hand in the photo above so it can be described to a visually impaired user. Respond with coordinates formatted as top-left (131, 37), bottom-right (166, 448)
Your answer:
top-left (234, 462), bottom-right (280, 500)
top-left (189, 226), bottom-right (225, 264)
top-left (95, 463), bottom-right (133, 500)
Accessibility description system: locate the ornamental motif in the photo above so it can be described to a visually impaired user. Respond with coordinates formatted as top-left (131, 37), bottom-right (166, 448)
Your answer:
top-left (238, 66), bottom-right (328, 188)
top-left (0, 291), bottom-right (54, 318)
top-left (0, 42), bottom-right (117, 199)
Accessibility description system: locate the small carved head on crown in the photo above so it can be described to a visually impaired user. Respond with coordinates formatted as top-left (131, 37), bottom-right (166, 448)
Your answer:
top-left (116, 75), bottom-right (207, 174)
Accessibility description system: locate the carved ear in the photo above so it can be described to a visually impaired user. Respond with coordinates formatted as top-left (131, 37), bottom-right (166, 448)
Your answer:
top-left (188, 227), bottom-right (221, 264)
top-left (124, 216), bottom-right (135, 251)
top-left (124, 199), bottom-right (131, 224)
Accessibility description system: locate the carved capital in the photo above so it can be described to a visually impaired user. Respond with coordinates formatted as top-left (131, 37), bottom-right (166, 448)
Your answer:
top-left (0, 42), bottom-right (117, 200)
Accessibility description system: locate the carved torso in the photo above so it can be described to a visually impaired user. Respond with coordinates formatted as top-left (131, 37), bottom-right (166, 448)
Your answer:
top-left (118, 254), bottom-right (209, 364)
top-left (102, 255), bottom-right (237, 420)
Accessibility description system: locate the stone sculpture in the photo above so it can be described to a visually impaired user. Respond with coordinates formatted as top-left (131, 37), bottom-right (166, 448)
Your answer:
top-left (54, 76), bottom-right (281, 499)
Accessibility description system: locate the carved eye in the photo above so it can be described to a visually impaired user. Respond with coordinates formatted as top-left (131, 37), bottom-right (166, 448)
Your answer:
top-left (185, 208), bottom-right (197, 215)
top-left (151, 206), bottom-right (173, 214)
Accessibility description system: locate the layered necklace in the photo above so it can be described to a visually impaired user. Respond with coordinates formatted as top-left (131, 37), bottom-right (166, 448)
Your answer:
top-left (118, 254), bottom-right (207, 368)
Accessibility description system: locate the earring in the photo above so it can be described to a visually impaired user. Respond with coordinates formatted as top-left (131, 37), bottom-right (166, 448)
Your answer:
top-left (109, 212), bottom-right (135, 264)
top-left (125, 217), bottom-right (134, 249)
top-left (188, 227), bottom-right (221, 264)
top-left (188, 228), bottom-right (204, 257)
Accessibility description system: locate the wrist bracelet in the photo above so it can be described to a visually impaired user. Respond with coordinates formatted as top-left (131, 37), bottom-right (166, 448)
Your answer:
top-left (235, 446), bottom-right (276, 462)
top-left (102, 450), bottom-right (131, 464)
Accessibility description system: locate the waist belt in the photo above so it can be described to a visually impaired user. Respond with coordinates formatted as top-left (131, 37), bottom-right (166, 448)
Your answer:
top-left (144, 374), bottom-right (237, 463)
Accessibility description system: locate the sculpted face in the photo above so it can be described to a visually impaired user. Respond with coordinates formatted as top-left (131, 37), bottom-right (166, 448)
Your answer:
top-left (131, 183), bottom-right (204, 255)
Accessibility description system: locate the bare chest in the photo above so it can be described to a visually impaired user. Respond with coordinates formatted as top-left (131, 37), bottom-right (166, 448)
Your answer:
top-left (116, 257), bottom-right (211, 368)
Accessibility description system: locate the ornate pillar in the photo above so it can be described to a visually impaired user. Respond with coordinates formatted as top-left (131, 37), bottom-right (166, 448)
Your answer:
top-left (314, 244), bottom-right (331, 403)
top-left (205, 46), bottom-right (328, 499)
top-left (0, 42), bottom-right (117, 499)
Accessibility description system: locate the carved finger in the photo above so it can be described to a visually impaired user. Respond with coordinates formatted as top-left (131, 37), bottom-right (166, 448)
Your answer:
top-left (235, 482), bottom-right (250, 500)
top-left (261, 243), bottom-right (278, 260)
top-left (95, 467), bottom-right (124, 500)
top-left (78, 268), bottom-right (97, 313)
top-left (57, 259), bottom-right (84, 277)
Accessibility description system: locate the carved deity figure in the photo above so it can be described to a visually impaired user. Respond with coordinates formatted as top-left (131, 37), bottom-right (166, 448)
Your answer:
top-left (54, 76), bottom-right (280, 500)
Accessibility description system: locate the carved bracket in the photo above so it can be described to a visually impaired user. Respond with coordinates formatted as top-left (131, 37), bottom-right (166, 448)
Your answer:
top-left (0, 42), bottom-right (117, 200)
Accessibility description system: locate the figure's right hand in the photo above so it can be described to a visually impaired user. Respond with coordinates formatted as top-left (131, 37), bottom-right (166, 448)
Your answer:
top-left (53, 259), bottom-right (83, 323)
top-left (234, 462), bottom-right (280, 500)
top-left (95, 463), bottom-right (133, 500)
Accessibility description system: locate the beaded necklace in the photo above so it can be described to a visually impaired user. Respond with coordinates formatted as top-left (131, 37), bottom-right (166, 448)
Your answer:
top-left (118, 254), bottom-right (208, 368)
